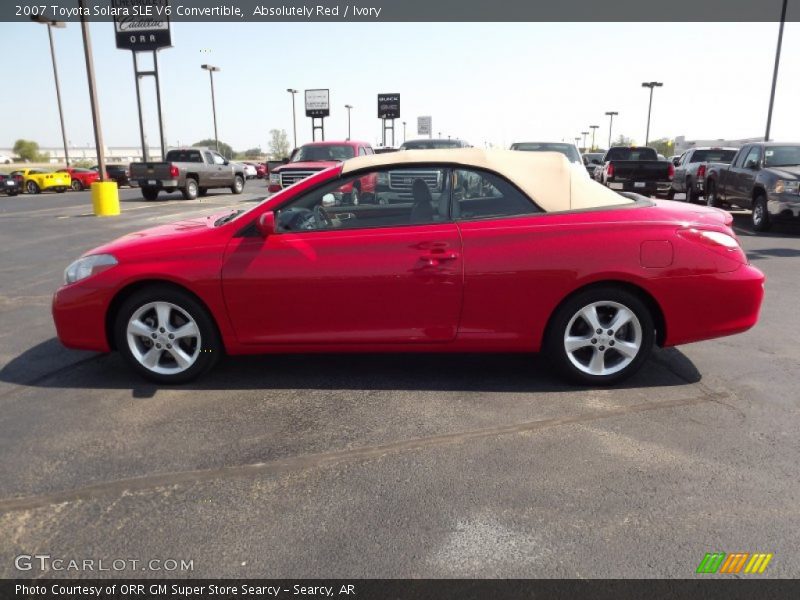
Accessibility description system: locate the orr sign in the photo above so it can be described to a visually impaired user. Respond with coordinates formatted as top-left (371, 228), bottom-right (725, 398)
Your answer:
top-left (113, 0), bottom-right (172, 52)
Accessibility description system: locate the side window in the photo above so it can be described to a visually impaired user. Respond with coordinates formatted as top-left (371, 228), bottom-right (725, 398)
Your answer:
top-left (364, 146), bottom-right (374, 155)
top-left (743, 146), bottom-right (761, 168)
top-left (733, 147), bottom-right (749, 168)
top-left (452, 169), bottom-right (540, 221)
top-left (203, 151), bottom-right (214, 164)
top-left (358, 147), bottom-right (367, 156)
top-left (212, 153), bottom-right (226, 165)
top-left (276, 167), bottom-right (450, 233)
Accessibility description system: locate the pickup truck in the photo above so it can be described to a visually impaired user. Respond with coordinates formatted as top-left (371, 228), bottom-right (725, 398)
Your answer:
top-left (669, 147), bottom-right (737, 203)
top-left (705, 142), bottom-right (800, 232)
top-left (130, 147), bottom-right (245, 201)
top-left (268, 140), bottom-right (376, 205)
top-left (595, 146), bottom-right (674, 197)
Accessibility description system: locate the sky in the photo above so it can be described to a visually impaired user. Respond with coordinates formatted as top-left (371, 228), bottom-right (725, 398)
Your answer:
top-left (1, 20), bottom-right (799, 153)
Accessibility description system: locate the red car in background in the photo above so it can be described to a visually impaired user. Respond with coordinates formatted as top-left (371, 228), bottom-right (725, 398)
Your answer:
top-left (268, 140), bottom-right (377, 205)
top-left (52, 149), bottom-right (764, 386)
top-left (59, 167), bottom-right (100, 191)
top-left (244, 162), bottom-right (267, 179)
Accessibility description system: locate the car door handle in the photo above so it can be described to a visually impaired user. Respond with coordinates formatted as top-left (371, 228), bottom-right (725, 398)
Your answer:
top-left (420, 252), bottom-right (459, 266)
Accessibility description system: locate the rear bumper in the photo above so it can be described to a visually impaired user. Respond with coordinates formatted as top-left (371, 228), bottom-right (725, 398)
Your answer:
top-left (135, 179), bottom-right (179, 189)
top-left (607, 180), bottom-right (666, 195)
top-left (653, 264), bottom-right (765, 347)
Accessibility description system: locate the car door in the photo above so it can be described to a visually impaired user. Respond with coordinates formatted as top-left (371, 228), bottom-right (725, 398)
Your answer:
top-left (733, 145), bottom-right (761, 208)
top-left (221, 166), bottom-right (463, 345)
top-left (673, 151), bottom-right (690, 191)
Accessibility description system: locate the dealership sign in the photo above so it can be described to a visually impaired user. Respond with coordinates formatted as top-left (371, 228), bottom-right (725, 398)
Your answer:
top-left (418, 116), bottom-right (432, 135)
top-left (305, 89), bottom-right (330, 117)
top-left (112, 0), bottom-right (172, 52)
top-left (378, 94), bottom-right (401, 119)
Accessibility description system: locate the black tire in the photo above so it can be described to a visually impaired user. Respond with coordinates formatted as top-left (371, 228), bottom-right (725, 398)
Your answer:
top-left (230, 175), bottom-right (244, 195)
top-left (685, 179), bottom-right (696, 203)
top-left (56, 187), bottom-right (66, 193)
top-left (114, 285), bottom-right (222, 384)
top-left (8, 191), bottom-right (18, 196)
top-left (198, 187), bottom-right (209, 197)
top-left (349, 185), bottom-right (360, 206)
top-left (142, 187), bottom-right (159, 201)
top-left (26, 181), bottom-right (40, 194)
top-left (545, 286), bottom-right (655, 386)
top-left (666, 186), bottom-right (675, 200)
top-left (706, 180), bottom-right (720, 208)
top-left (751, 193), bottom-right (771, 232)
top-left (71, 179), bottom-right (83, 192)
top-left (183, 178), bottom-right (199, 200)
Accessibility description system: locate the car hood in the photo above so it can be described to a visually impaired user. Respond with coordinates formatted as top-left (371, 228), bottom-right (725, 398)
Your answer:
top-left (87, 215), bottom-right (217, 257)
top-left (767, 165), bottom-right (800, 179)
top-left (274, 161), bottom-right (337, 171)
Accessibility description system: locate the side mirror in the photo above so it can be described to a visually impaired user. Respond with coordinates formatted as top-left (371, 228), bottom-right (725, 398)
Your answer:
top-left (256, 211), bottom-right (276, 237)
top-left (745, 160), bottom-right (759, 170)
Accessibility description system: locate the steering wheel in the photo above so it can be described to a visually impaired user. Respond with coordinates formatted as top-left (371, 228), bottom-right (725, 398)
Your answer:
top-left (313, 204), bottom-right (333, 229)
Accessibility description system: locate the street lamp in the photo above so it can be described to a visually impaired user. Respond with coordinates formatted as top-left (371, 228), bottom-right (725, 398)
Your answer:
top-left (574, 137), bottom-right (581, 150)
top-left (344, 104), bottom-right (353, 140)
top-left (201, 64), bottom-right (221, 153)
top-left (605, 111), bottom-right (618, 148)
top-left (581, 131), bottom-right (589, 152)
top-left (31, 16), bottom-right (69, 166)
top-left (641, 81), bottom-right (663, 145)
top-left (766, 0), bottom-right (788, 141)
top-left (402, 121), bottom-right (406, 143)
top-left (286, 89), bottom-right (298, 148)
top-left (589, 125), bottom-right (599, 151)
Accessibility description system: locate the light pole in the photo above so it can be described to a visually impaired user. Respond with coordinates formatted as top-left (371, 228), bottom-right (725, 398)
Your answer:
top-left (344, 104), bottom-right (353, 140)
top-left (31, 16), bottom-right (69, 166)
top-left (574, 137), bottom-right (581, 150)
top-left (581, 131), bottom-right (589, 152)
top-left (402, 121), bottom-right (406, 143)
top-left (605, 111), bottom-right (618, 148)
top-left (201, 64), bottom-right (221, 153)
top-left (765, 0), bottom-right (788, 141)
top-left (641, 81), bottom-right (663, 145)
top-left (286, 89), bottom-right (298, 148)
top-left (589, 125), bottom-right (599, 151)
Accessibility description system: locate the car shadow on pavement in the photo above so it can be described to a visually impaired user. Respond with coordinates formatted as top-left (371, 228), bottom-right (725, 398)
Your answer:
top-left (731, 213), bottom-right (800, 238)
top-left (0, 338), bottom-right (701, 397)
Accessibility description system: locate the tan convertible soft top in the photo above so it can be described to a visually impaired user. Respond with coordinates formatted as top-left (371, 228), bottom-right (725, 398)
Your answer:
top-left (341, 148), bottom-right (632, 212)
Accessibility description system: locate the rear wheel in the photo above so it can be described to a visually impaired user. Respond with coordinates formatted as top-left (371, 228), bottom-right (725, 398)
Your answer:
top-left (26, 181), bottom-right (40, 194)
top-left (114, 286), bottom-right (221, 384)
top-left (685, 179), bottom-right (696, 203)
top-left (230, 175), bottom-right (244, 195)
top-left (751, 194), bottom-right (771, 232)
top-left (142, 187), bottom-right (159, 201)
top-left (706, 180), bottom-right (720, 207)
top-left (666, 186), bottom-right (675, 200)
top-left (71, 179), bottom-right (83, 191)
top-left (183, 178), bottom-right (199, 200)
top-left (546, 286), bottom-right (654, 385)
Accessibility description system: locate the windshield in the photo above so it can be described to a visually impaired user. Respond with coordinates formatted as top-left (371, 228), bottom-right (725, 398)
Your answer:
top-left (764, 145), bottom-right (800, 167)
top-left (511, 143), bottom-right (581, 163)
top-left (605, 147), bottom-right (658, 161)
top-left (400, 140), bottom-right (463, 150)
top-left (691, 149), bottom-right (737, 163)
top-left (291, 145), bottom-right (355, 162)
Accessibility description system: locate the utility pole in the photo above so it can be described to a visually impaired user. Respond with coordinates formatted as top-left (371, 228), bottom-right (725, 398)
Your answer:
top-left (32, 16), bottom-right (69, 166)
top-left (344, 104), bottom-right (353, 140)
top-left (605, 111), bottom-right (618, 148)
top-left (201, 64), bottom-right (221, 153)
top-left (641, 81), bottom-right (663, 145)
top-left (765, 0), bottom-right (788, 141)
top-left (286, 89), bottom-right (298, 148)
top-left (581, 131), bottom-right (589, 152)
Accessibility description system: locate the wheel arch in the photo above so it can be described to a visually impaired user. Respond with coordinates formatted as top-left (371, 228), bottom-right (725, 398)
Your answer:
top-left (543, 279), bottom-right (667, 349)
top-left (105, 279), bottom-right (225, 352)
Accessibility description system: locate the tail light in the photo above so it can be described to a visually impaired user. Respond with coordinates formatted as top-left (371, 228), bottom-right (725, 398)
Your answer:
top-left (668, 163), bottom-right (675, 179)
top-left (606, 162), bottom-right (615, 178)
top-left (169, 164), bottom-right (179, 178)
top-left (697, 164), bottom-right (706, 179)
top-left (678, 227), bottom-right (746, 265)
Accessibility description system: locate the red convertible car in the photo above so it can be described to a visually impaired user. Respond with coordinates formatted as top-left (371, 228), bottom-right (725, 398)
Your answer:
top-left (58, 167), bottom-right (100, 191)
top-left (52, 150), bottom-right (764, 385)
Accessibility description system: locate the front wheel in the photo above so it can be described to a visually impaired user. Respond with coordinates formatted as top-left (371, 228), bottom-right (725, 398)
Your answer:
top-left (114, 286), bottom-right (221, 384)
top-left (685, 180), bottom-right (696, 203)
top-left (545, 287), bottom-right (654, 386)
top-left (751, 194), bottom-right (771, 232)
top-left (230, 175), bottom-right (244, 195)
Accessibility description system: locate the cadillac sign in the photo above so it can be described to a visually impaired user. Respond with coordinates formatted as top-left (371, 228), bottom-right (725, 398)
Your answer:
top-left (113, 0), bottom-right (172, 52)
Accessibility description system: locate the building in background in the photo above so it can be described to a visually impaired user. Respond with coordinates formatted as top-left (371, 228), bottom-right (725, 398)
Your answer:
top-left (0, 146), bottom-right (164, 164)
top-left (674, 136), bottom-right (763, 155)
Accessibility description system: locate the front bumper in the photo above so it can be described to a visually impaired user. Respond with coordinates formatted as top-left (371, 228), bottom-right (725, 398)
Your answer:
top-left (52, 282), bottom-right (112, 352)
top-left (767, 191), bottom-right (800, 219)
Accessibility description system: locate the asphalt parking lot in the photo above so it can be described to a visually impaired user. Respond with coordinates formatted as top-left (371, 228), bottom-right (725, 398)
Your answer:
top-left (0, 184), bottom-right (799, 578)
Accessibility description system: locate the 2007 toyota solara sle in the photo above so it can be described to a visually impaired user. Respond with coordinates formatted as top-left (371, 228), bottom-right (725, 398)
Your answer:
top-left (52, 149), bottom-right (765, 385)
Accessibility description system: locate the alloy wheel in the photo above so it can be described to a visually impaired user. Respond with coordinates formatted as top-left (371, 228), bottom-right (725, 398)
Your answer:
top-left (126, 301), bottom-right (201, 376)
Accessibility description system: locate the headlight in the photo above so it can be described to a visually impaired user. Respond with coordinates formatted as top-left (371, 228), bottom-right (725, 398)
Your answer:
top-left (774, 179), bottom-right (800, 194)
top-left (269, 172), bottom-right (281, 185)
top-left (64, 254), bottom-right (118, 284)
top-left (377, 172), bottom-right (388, 185)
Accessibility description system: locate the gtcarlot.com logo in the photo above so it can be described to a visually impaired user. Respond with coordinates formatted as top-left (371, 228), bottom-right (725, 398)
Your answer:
top-left (696, 552), bottom-right (773, 574)
top-left (14, 554), bottom-right (194, 572)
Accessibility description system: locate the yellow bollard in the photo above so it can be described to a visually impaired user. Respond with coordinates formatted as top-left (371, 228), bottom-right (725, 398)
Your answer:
top-left (91, 181), bottom-right (120, 216)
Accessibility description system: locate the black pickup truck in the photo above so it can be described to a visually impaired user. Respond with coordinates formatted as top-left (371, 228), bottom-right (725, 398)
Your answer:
top-left (705, 142), bottom-right (800, 232)
top-left (595, 146), bottom-right (674, 197)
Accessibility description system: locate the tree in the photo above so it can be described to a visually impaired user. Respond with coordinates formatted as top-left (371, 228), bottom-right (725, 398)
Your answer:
top-left (649, 138), bottom-right (674, 157)
top-left (268, 129), bottom-right (291, 160)
top-left (240, 147), bottom-right (263, 159)
top-left (192, 139), bottom-right (235, 159)
top-left (13, 139), bottom-right (43, 162)
top-left (613, 134), bottom-right (635, 147)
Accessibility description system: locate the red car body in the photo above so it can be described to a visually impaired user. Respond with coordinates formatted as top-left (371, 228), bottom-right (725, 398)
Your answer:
top-left (53, 153), bottom-right (764, 384)
top-left (60, 167), bottom-right (100, 191)
top-left (268, 141), bottom-right (377, 201)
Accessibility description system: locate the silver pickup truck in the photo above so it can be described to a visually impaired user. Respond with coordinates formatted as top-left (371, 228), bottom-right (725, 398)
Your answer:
top-left (130, 147), bottom-right (245, 201)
